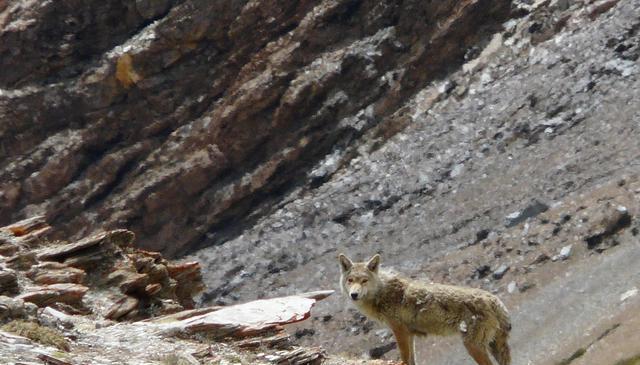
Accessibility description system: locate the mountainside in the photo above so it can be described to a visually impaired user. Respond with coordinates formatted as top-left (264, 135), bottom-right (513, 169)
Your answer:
top-left (0, 0), bottom-right (510, 257)
top-left (2, 0), bottom-right (640, 364)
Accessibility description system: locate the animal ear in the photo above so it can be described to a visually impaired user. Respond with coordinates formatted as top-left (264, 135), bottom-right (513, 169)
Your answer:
top-left (366, 254), bottom-right (381, 272)
top-left (338, 254), bottom-right (353, 272)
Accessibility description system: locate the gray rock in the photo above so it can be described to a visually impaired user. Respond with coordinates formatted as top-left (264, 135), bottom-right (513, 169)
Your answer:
top-left (369, 341), bottom-right (397, 359)
top-left (374, 329), bottom-right (392, 339)
top-left (0, 0), bottom-right (514, 259)
top-left (493, 264), bottom-right (510, 280)
top-left (603, 59), bottom-right (638, 77)
top-left (23, 302), bottom-right (38, 317)
top-left (40, 307), bottom-right (76, 329)
top-left (0, 296), bottom-right (26, 321)
top-left (450, 164), bottom-right (465, 178)
top-left (505, 201), bottom-right (549, 227)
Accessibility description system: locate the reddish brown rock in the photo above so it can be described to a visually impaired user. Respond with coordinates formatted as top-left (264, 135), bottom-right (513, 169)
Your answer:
top-left (27, 265), bottom-right (86, 285)
top-left (131, 256), bottom-right (155, 275)
top-left (0, 217), bottom-right (205, 322)
top-left (167, 261), bottom-right (204, 309)
top-left (166, 261), bottom-right (200, 281)
top-left (148, 306), bottom-right (222, 323)
top-left (106, 268), bottom-right (149, 294)
top-left (144, 283), bottom-right (162, 296)
top-left (37, 230), bottom-right (134, 263)
top-left (119, 273), bottom-right (149, 295)
top-left (18, 283), bottom-right (89, 307)
top-left (105, 296), bottom-right (139, 320)
top-left (0, 216), bottom-right (51, 254)
top-left (145, 263), bottom-right (169, 283)
top-left (1, 216), bottom-right (50, 242)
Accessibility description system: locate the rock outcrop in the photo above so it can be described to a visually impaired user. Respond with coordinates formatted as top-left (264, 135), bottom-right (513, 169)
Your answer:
top-left (0, 216), bottom-right (205, 319)
top-left (1, 0), bottom-right (511, 256)
top-left (0, 217), bottom-right (333, 364)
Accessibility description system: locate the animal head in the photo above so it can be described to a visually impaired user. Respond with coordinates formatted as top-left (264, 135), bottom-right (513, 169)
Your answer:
top-left (338, 253), bottom-right (382, 302)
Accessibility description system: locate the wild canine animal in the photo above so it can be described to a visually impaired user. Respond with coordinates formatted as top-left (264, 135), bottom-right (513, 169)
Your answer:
top-left (339, 254), bottom-right (511, 365)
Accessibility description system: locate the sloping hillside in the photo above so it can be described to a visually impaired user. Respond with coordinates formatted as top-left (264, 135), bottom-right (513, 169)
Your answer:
top-left (188, 0), bottom-right (640, 364)
top-left (2, 0), bottom-right (640, 364)
top-left (0, 0), bottom-right (509, 256)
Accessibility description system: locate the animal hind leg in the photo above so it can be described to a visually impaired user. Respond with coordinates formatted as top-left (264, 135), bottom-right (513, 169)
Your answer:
top-left (490, 330), bottom-right (511, 365)
top-left (463, 340), bottom-right (494, 365)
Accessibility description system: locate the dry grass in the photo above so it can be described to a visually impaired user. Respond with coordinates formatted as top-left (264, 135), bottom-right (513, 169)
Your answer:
top-left (1, 320), bottom-right (70, 351)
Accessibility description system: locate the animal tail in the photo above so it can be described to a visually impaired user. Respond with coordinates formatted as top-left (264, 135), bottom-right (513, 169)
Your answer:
top-left (490, 299), bottom-right (511, 365)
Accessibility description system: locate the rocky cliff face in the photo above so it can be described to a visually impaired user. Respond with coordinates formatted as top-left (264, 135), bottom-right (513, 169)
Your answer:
top-left (1, 0), bottom-right (510, 257)
top-left (2, 0), bottom-right (640, 364)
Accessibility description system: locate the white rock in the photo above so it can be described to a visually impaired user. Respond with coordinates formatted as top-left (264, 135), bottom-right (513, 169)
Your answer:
top-left (620, 288), bottom-right (638, 302)
top-left (40, 307), bottom-right (75, 329)
top-left (375, 329), bottom-right (391, 338)
top-left (450, 164), bottom-right (465, 178)
top-left (559, 245), bottom-right (572, 260)
top-left (506, 211), bottom-right (521, 220)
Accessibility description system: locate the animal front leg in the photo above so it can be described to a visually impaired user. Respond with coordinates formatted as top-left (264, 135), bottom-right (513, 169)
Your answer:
top-left (389, 323), bottom-right (416, 365)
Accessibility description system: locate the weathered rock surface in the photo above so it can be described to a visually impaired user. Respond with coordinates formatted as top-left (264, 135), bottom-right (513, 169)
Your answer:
top-left (161, 290), bottom-right (334, 338)
top-left (0, 217), bottom-right (333, 364)
top-left (18, 283), bottom-right (89, 307)
top-left (1, 299), bottom-right (332, 365)
top-left (27, 263), bottom-right (86, 285)
top-left (0, 267), bottom-right (18, 295)
top-left (0, 296), bottom-right (27, 321)
top-left (1, 217), bottom-right (204, 319)
top-left (0, 0), bottom-right (511, 257)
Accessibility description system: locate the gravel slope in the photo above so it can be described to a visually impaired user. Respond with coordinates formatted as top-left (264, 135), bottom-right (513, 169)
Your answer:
top-left (191, 0), bottom-right (640, 363)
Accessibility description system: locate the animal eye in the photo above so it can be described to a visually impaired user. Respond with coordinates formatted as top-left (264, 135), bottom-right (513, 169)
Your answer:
top-left (362, 279), bottom-right (368, 283)
top-left (347, 278), bottom-right (353, 283)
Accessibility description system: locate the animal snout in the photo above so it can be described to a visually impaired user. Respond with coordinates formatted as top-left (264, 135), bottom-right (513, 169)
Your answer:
top-left (350, 292), bottom-right (359, 300)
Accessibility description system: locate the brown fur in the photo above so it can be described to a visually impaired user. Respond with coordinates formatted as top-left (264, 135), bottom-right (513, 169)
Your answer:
top-left (339, 254), bottom-right (511, 365)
